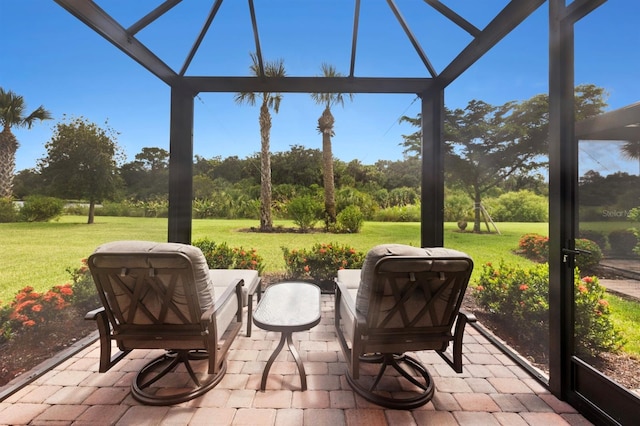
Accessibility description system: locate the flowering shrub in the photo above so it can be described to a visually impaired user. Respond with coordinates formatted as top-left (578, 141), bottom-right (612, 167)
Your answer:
top-left (473, 261), bottom-right (624, 357)
top-left (0, 284), bottom-right (74, 341)
top-left (282, 242), bottom-right (365, 281)
top-left (67, 258), bottom-right (101, 313)
top-left (192, 238), bottom-right (265, 273)
top-left (517, 233), bottom-right (602, 273)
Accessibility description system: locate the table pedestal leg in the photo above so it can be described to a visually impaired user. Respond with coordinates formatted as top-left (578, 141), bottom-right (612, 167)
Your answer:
top-left (260, 332), bottom-right (307, 391)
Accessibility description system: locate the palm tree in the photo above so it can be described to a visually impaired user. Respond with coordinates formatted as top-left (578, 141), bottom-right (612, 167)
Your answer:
top-left (0, 88), bottom-right (52, 198)
top-left (310, 64), bottom-right (353, 227)
top-left (620, 140), bottom-right (640, 175)
top-left (234, 53), bottom-right (285, 231)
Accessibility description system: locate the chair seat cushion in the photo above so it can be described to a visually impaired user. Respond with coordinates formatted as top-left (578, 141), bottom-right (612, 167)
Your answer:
top-left (355, 244), bottom-right (471, 318)
top-left (209, 269), bottom-right (260, 306)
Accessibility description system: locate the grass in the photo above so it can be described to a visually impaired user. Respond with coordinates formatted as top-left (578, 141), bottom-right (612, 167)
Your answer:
top-left (1, 216), bottom-right (638, 358)
top-left (607, 294), bottom-right (640, 356)
top-left (0, 215), bottom-right (541, 302)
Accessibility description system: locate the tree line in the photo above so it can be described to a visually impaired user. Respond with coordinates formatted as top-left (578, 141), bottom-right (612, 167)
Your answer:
top-left (4, 78), bottom-right (637, 230)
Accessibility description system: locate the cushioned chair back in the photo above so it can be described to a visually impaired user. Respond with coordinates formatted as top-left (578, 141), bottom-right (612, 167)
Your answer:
top-left (355, 245), bottom-right (473, 353)
top-left (88, 241), bottom-right (216, 349)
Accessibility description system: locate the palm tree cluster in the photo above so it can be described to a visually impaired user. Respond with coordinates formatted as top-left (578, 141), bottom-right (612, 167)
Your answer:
top-left (235, 55), bottom-right (353, 232)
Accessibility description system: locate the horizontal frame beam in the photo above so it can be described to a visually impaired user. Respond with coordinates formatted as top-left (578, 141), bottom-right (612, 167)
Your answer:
top-left (184, 76), bottom-right (433, 94)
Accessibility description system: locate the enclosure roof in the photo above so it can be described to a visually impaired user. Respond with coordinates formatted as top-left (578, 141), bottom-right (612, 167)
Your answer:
top-left (53, 0), bottom-right (546, 95)
top-left (576, 102), bottom-right (640, 141)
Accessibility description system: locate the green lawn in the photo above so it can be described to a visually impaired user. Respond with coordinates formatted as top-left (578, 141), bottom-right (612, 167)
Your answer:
top-left (0, 216), bottom-right (542, 302)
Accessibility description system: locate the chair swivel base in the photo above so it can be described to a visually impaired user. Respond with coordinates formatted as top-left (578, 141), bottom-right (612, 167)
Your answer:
top-left (132, 350), bottom-right (225, 405)
top-left (346, 353), bottom-right (435, 410)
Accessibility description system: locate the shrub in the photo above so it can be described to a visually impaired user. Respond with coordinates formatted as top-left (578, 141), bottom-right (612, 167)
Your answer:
top-left (192, 238), bottom-right (264, 273)
top-left (518, 233), bottom-right (549, 262)
top-left (336, 205), bottom-right (364, 233)
top-left (373, 204), bottom-right (420, 222)
top-left (518, 233), bottom-right (601, 272)
top-left (0, 197), bottom-right (20, 223)
top-left (490, 190), bottom-right (548, 222)
top-left (579, 230), bottom-right (606, 251)
top-left (287, 195), bottom-right (322, 231)
top-left (574, 238), bottom-right (602, 272)
top-left (20, 195), bottom-right (64, 222)
top-left (67, 258), bottom-right (101, 313)
top-left (444, 189), bottom-right (473, 222)
top-left (0, 284), bottom-right (74, 342)
top-left (473, 261), bottom-right (624, 357)
top-left (282, 242), bottom-right (365, 282)
top-left (608, 229), bottom-right (638, 256)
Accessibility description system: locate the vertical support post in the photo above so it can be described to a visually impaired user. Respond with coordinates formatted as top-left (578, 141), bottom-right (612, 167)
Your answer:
top-left (420, 87), bottom-right (445, 247)
top-left (168, 85), bottom-right (195, 243)
top-left (548, 0), bottom-right (575, 398)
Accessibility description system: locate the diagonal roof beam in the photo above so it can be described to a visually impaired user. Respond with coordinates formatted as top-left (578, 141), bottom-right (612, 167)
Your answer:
top-left (387, 0), bottom-right (437, 77)
top-left (54, 0), bottom-right (180, 86)
top-left (437, 0), bottom-right (545, 87)
top-left (127, 0), bottom-right (183, 36)
top-left (562, 0), bottom-right (606, 24)
top-left (180, 0), bottom-right (224, 76)
top-left (248, 0), bottom-right (265, 78)
top-left (423, 0), bottom-right (481, 38)
top-left (349, 0), bottom-right (361, 77)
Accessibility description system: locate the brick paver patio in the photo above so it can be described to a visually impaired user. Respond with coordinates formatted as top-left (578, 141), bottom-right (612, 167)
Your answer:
top-left (0, 295), bottom-right (591, 425)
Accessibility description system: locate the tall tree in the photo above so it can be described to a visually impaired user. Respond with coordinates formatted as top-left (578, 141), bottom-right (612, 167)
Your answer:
top-left (234, 53), bottom-right (285, 231)
top-left (39, 116), bottom-right (122, 224)
top-left (399, 84), bottom-right (607, 232)
top-left (310, 63), bottom-right (354, 227)
top-left (120, 147), bottom-right (169, 200)
top-left (0, 88), bottom-right (52, 197)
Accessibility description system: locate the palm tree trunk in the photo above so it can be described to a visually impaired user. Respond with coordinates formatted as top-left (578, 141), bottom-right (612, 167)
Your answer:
top-left (319, 107), bottom-right (336, 227)
top-left (259, 102), bottom-right (273, 231)
top-left (0, 127), bottom-right (18, 198)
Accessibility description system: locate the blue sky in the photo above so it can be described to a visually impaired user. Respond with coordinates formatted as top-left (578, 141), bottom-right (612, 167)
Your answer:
top-left (1, 1), bottom-right (638, 176)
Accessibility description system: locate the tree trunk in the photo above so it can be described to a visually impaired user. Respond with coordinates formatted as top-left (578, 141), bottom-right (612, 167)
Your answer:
top-left (88, 199), bottom-right (95, 224)
top-left (259, 102), bottom-right (273, 231)
top-left (319, 107), bottom-right (336, 227)
top-left (473, 191), bottom-right (482, 233)
top-left (0, 127), bottom-right (18, 198)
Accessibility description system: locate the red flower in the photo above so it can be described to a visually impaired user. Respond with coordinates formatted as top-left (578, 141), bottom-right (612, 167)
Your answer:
top-left (578, 285), bottom-right (587, 294)
top-left (519, 284), bottom-right (529, 291)
top-left (582, 276), bottom-right (594, 284)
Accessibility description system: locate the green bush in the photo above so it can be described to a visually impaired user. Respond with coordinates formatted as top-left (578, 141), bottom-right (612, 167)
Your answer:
top-left (282, 242), bottom-right (365, 281)
top-left (579, 229), bottom-right (606, 251)
top-left (518, 233), bottom-right (601, 272)
top-left (192, 238), bottom-right (264, 273)
top-left (608, 229), bottom-right (638, 256)
top-left (0, 197), bottom-right (20, 223)
top-left (490, 190), bottom-right (548, 222)
top-left (575, 238), bottom-right (602, 272)
top-left (517, 233), bottom-right (549, 262)
top-left (335, 187), bottom-right (377, 220)
top-left (373, 204), bottom-right (420, 222)
top-left (336, 205), bottom-right (364, 233)
top-left (20, 195), bottom-right (64, 222)
top-left (444, 190), bottom-right (473, 222)
top-left (287, 195), bottom-right (322, 232)
top-left (67, 258), bottom-right (101, 313)
top-left (473, 261), bottom-right (624, 357)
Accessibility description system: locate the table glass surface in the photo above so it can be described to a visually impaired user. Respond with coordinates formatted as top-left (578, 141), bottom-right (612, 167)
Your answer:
top-left (253, 282), bottom-right (321, 329)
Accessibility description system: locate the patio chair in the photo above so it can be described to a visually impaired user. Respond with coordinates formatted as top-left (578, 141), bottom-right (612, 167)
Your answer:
top-left (334, 244), bottom-right (475, 409)
top-left (86, 240), bottom-right (243, 405)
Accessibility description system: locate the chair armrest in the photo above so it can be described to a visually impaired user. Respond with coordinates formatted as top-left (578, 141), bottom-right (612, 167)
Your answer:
top-left (335, 280), bottom-right (367, 331)
top-left (459, 309), bottom-right (477, 323)
top-left (201, 278), bottom-right (244, 324)
top-left (85, 306), bottom-right (105, 321)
